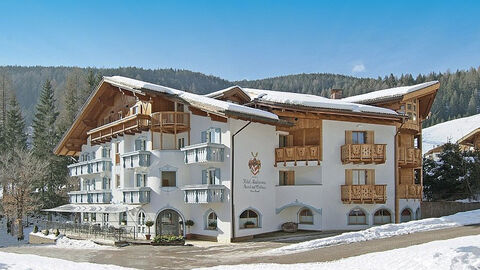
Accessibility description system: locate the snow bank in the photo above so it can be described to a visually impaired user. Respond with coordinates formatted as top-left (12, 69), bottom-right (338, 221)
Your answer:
top-left (267, 209), bottom-right (480, 255)
top-left (30, 231), bottom-right (61, 240)
top-left (422, 113), bottom-right (480, 155)
top-left (40, 236), bottom-right (113, 249)
top-left (196, 234), bottom-right (480, 270)
top-left (0, 251), bottom-right (136, 270)
top-left (243, 88), bottom-right (398, 115)
top-left (342, 81), bottom-right (439, 104)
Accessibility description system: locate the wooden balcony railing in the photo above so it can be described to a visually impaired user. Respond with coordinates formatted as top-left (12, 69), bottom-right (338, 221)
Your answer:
top-left (402, 120), bottom-right (420, 132)
top-left (398, 184), bottom-right (422, 199)
top-left (151, 112), bottom-right (190, 133)
top-left (341, 184), bottom-right (387, 204)
top-left (88, 114), bottom-right (151, 145)
top-left (398, 147), bottom-right (422, 167)
top-left (341, 144), bottom-right (386, 164)
top-left (275, 145), bottom-right (321, 166)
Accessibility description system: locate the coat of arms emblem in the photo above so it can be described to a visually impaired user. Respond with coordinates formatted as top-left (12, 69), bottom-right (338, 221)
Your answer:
top-left (248, 152), bottom-right (261, 176)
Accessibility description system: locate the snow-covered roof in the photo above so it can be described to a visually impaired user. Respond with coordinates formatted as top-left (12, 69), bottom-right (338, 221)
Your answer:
top-left (422, 114), bottom-right (480, 155)
top-left (207, 86), bottom-right (398, 116)
top-left (342, 81), bottom-right (439, 104)
top-left (104, 76), bottom-right (279, 121)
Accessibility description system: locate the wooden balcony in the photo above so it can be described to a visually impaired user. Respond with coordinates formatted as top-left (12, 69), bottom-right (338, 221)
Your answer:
top-left (398, 147), bottom-right (422, 167)
top-left (151, 112), bottom-right (190, 133)
top-left (88, 114), bottom-right (151, 145)
top-left (341, 184), bottom-right (387, 204)
top-left (402, 120), bottom-right (420, 133)
top-left (275, 145), bottom-right (321, 166)
top-left (398, 184), bottom-right (422, 199)
top-left (182, 185), bottom-right (225, 203)
top-left (341, 144), bottom-right (386, 164)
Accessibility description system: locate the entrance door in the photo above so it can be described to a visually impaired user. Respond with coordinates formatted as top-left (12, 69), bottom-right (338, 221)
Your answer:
top-left (156, 209), bottom-right (184, 236)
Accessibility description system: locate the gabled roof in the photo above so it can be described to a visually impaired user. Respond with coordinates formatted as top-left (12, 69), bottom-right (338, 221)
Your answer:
top-left (422, 113), bottom-right (480, 155)
top-left (342, 81), bottom-right (440, 104)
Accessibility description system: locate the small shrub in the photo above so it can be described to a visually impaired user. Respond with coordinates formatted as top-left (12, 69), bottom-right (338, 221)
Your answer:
top-left (185, 220), bottom-right (194, 227)
top-left (152, 235), bottom-right (184, 244)
top-left (145, 220), bottom-right (154, 227)
top-left (33, 225), bottom-right (38, 233)
top-left (244, 221), bottom-right (255, 226)
top-left (42, 229), bottom-right (49, 236)
top-left (54, 229), bottom-right (60, 237)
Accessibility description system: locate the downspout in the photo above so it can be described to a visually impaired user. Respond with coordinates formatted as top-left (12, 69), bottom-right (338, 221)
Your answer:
top-left (394, 120), bottom-right (406, 223)
top-left (231, 121), bottom-right (252, 241)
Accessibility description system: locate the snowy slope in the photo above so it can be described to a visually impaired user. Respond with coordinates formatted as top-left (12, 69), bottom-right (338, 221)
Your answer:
top-left (422, 113), bottom-right (480, 154)
top-left (342, 81), bottom-right (439, 104)
top-left (267, 209), bottom-right (480, 255)
top-left (196, 234), bottom-right (480, 270)
top-left (0, 251), bottom-right (136, 270)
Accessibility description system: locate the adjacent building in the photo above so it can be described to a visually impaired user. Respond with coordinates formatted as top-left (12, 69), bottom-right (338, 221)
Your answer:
top-left (50, 76), bottom-right (439, 242)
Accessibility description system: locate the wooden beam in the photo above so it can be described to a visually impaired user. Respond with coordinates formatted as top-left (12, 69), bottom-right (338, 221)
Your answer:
top-left (209, 113), bottom-right (228, 123)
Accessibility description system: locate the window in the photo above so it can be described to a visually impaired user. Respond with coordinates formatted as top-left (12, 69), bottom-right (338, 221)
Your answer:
top-left (202, 128), bottom-right (221, 144)
top-left (102, 147), bottom-right (111, 158)
top-left (136, 174), bottom-right (147, 187)
top-left (135, 139), bottom-right (146, 151)
top-left (298, 208), bottom-right (313, 224)
top-left (352, 131), bottom-right (366, 144)
top-left (207, 211), bottom-right (217, 230)
top-left (239, 209), bottom-right (259, 229)
top-left (91, 213), bottom-right (96, 222)
top-left (131, 105), bottom-right (140, 115)
top-left (116, 175), bottom-right (121, 188)
top-left (120, 212), bottom-right (127, 225)
top-left (348, 209), bottom-right (367, 225)
top-left (178, 138), bottom-right (185, 149)
top-left (279, 135), bottom-right (288, 148)
top-left (137, 212), bottom-right (146, 233)
top-left (352, 170), bottom-right (367, 185)
top-left (401, 209), bottom-right (412, 223)
top-left (202, 168), bottom-right (220, 185)
top-left (374, 209), bottom-right (392, 225)
top-left (162, 171), bottom-right (176, 187)
top-left (279, 171), bottom-right (295, 186)
top-left (404, 100), bottom-right (417, 122)
top-left (176, 103), bottom-right (184, 112)
top-left (102, 213), bottom-right (109, 227)
top-left (102, 177), bottom-right (111, 190)
top-left (414, 169), bottom-right (421, 185)
top-left (83, 213), bottom-right (89, 222)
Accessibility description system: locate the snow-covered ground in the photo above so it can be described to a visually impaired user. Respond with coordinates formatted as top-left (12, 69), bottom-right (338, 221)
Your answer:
top-left (197, 234), bottom-right (480, 270)
top-left (267, 209), bottom-right (480, 255)
top-left (0, 251), bottom-right (136, 270)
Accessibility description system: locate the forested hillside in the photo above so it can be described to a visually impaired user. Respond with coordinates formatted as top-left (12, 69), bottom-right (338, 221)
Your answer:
top-left (1, 65), bottom-right (480, 128)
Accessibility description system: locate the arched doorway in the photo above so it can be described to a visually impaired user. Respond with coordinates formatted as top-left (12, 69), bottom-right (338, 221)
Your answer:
top-left (401, 208), bottom-right (413, 223)
top-left (156, 209), bottom-right (184, 236)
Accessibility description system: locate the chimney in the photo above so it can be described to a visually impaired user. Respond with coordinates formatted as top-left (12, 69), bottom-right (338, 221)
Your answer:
top-left (330, 89), bottom-right (343, 99)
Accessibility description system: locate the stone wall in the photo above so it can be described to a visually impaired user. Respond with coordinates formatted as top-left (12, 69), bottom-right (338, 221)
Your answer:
top-left (421, 201), bottom-right (480, 218)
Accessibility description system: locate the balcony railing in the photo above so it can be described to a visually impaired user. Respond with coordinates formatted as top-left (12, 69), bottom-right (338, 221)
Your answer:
top-left (398, 147), bottom-right (422, 167)
top-left (68, 190), bottom-right (112, 204)
top-left (151, 112), bottom-right (190, 133)
top-left (341, 184), bottom-right (387, 204)
top-left (68, 158), bottom-right (112, 177)
top-left (181, 143), bottom-right (225, 164)
top-left (275, 145), bottom-right (321, 166)
top-left (398, 184), bottom-right (422, 199)
top-left (121, 187), bottom-right (151, 204)
top-left (88, 114), bottom-right (151, 145)
top-left (341, 144), bottom-right (386, 164)
top-left (121, 151), bottom-right (151, 169)
top-left (182, 185), bottom-right (225, 203)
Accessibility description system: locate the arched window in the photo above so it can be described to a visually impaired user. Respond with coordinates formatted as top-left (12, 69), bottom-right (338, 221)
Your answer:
top-left (348, 209), bottom-right (367, 225)
top-left (298, 208), bottom-right (313, 224)
top-left (120, 212), bottom-right (128, 225)
top-left (401, 208), bottom-right (412, 223)
top-left (138, 211), bottom-right (146, 233)
top-left (239, 210), bottom-right (259, 229)
top-left (206, 211), bottom-right (218, 230)
top-left (374, 209), bottom-right (392, 225)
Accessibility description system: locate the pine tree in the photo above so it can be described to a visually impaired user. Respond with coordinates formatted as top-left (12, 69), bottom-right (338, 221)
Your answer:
top-left (58, 72), bottom-right (80, 134)
top-left (4, 93), bottom-right (27, 150)
top-left (467, 92), bottom-right (478, 115)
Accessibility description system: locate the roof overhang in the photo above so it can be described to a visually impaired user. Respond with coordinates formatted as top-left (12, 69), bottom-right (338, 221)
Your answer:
top-left (43, 203), bottom-right (139, 213)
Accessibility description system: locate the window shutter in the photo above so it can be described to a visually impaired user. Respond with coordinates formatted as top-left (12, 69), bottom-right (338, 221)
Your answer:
top-left (136, 174), bottom-right (141, 187)
top-left (366, 169), bottom-right (375, 185)
top-left (214, 168), bottom-right (221, 184)
top-left (201, 131), bottom-right (207, 143)
top-left (345, 169), bottom-right (353, 185)
top-left (202, 170), bottom-right (207, 184)
top-left (287, 135), bottom-right (294, 147)
top-left (345, 131), bottom-right (353, 144)
top-left (366, 131), bottom-right (374, 144)
top-left (287, 171), bottom-right (295, 185)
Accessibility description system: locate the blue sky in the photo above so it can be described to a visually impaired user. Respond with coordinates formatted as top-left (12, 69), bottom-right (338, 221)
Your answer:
top-left (0, 0), bottom-right (479, 80)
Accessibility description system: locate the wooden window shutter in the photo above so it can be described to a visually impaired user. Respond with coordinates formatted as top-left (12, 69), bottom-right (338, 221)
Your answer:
top-left (366, 131), bottom-right (374, 144)
top-left (287, 171), bottom-right (295, 185)
top-left (287, 135), bottom-right (294, 147)
top-left (366, 169), bottom-right (375, 185)
top-left (345, 131), bottom-right (353, 144)
top-left (345, 169), bottom-right (353, 185)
